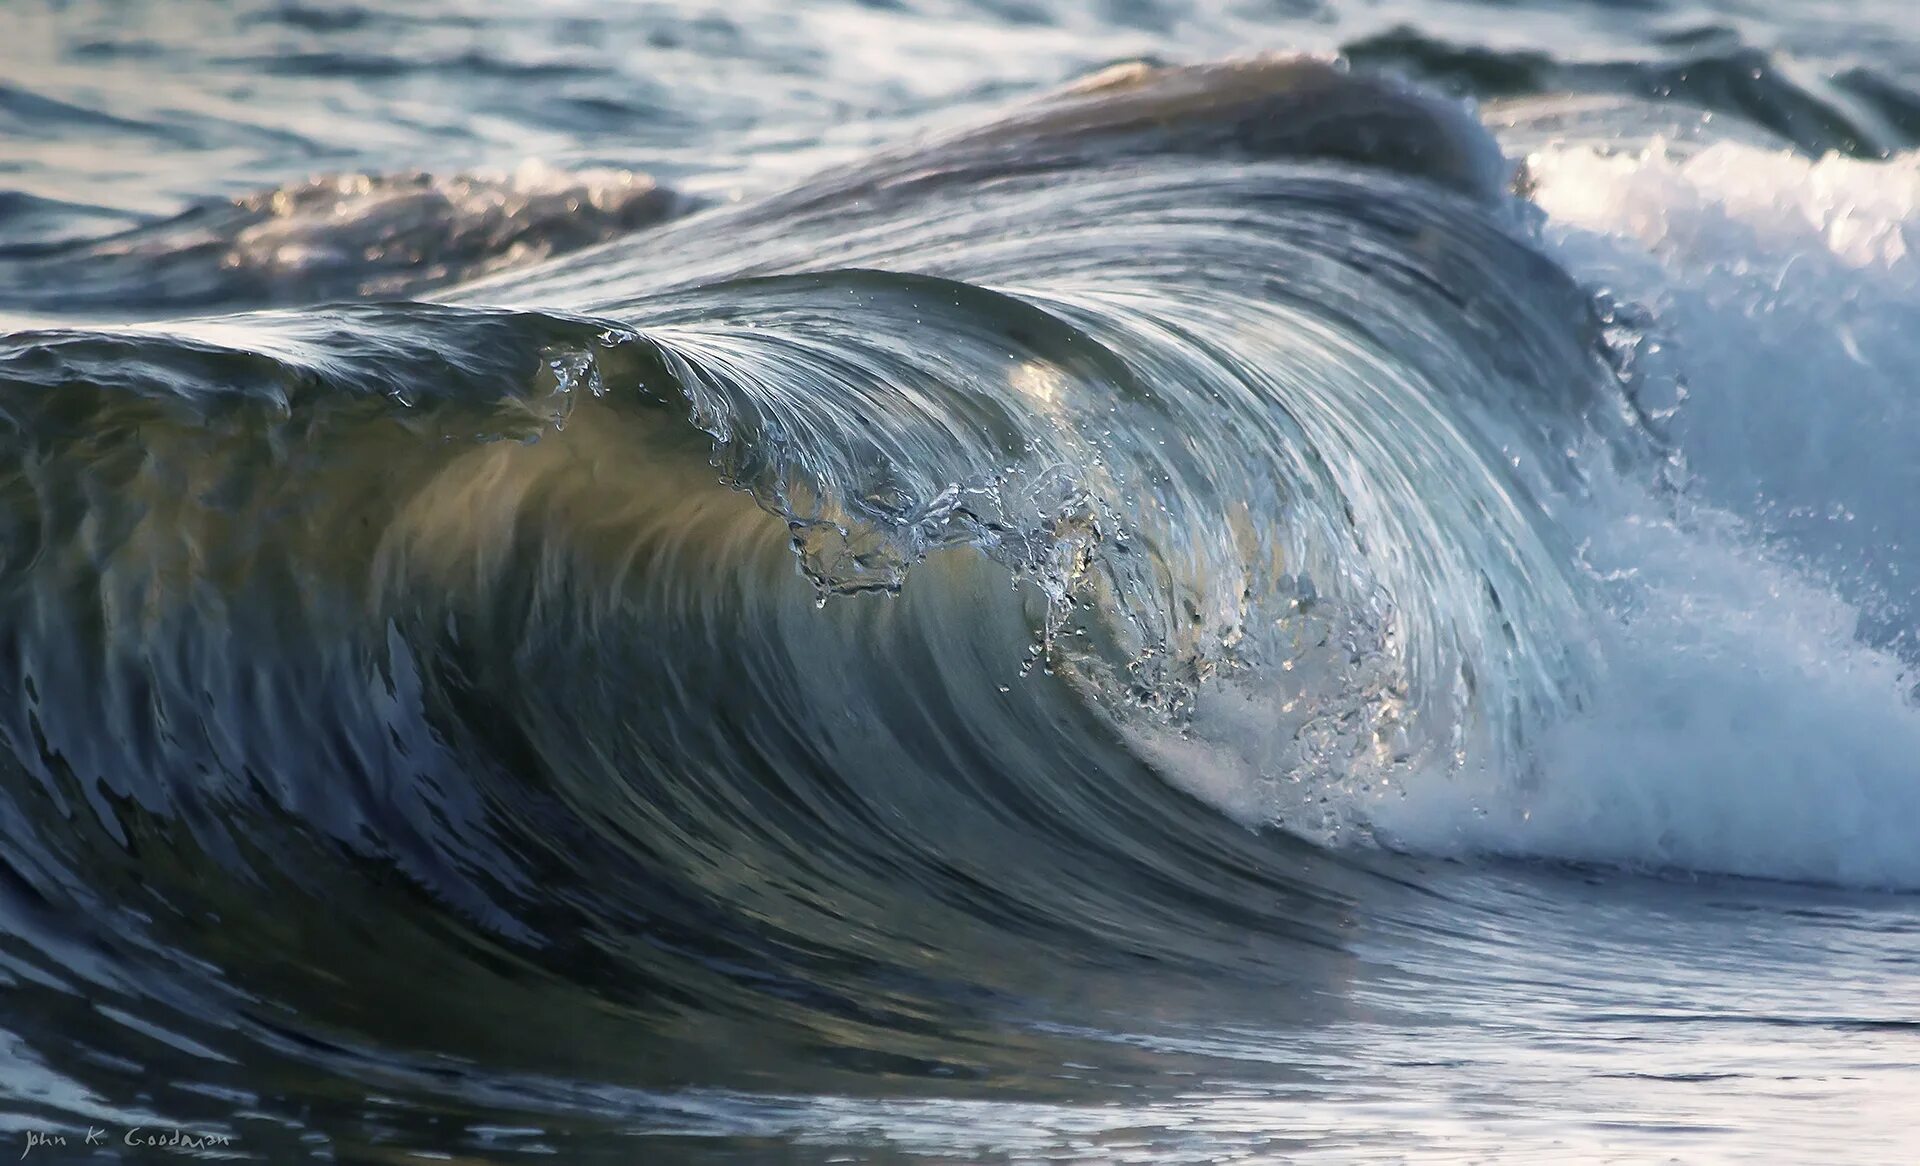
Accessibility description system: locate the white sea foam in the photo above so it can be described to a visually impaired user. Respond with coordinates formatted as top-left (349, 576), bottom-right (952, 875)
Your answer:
top-left (1151, 138), bottom-right (1920, 889)
top-left (1386, 140), bottom-right (1920, 888)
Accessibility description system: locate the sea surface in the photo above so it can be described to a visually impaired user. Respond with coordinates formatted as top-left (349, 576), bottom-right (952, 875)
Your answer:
top-left (0, 0), bottom-right (1917, 1163)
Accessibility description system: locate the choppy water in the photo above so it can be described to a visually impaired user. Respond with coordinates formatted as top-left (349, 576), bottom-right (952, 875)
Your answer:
top-left (1, 2), bottom-right (1918, 1163)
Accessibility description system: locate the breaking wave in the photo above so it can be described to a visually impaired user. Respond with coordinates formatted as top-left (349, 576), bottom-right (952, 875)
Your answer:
top-left (1, 54), bottom-right (1915, 1157)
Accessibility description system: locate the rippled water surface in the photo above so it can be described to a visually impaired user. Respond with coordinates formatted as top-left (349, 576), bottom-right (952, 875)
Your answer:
top-left (0, 1), bottom-right (1917, 1163)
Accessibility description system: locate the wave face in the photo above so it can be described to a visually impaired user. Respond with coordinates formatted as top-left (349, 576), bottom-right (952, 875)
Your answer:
top-left (1, 52), bottom-right (1918, 1161)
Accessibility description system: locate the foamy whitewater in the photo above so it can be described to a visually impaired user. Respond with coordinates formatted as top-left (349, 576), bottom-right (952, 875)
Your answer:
top-left (0, 5), bottom-right (1916, 1162)
top-left (1073, 117), bottom-right (1920, 892)
top-left (1347, 135), bottom-right (1920, 887)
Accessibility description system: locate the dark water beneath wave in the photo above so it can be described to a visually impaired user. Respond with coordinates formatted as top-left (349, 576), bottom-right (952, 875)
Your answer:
top-left (1, 4), bottom-right (1918, 1164)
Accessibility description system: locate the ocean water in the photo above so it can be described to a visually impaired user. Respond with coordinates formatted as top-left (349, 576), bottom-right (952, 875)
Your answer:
top-left (1, 1), bottom-right (1917, 1163)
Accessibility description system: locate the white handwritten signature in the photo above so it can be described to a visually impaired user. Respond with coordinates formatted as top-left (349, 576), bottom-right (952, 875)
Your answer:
top-left (21, 1127), bottom-right (236, 1158)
